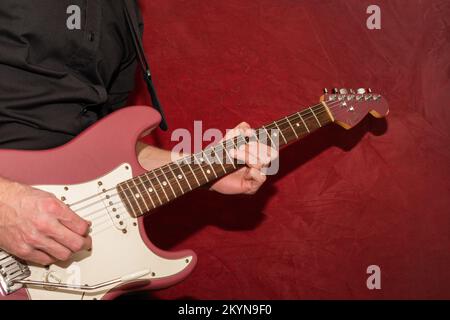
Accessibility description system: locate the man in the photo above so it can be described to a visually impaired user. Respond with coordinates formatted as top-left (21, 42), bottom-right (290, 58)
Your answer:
top-left (0, 1), bottom-right (273, 266)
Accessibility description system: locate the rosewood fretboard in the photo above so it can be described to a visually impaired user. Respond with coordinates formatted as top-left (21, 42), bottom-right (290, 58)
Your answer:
top-left (117, 103), bottom-right (333, 217)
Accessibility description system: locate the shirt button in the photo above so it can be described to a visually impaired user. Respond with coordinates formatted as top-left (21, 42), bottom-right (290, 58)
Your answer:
top-left (88, 32), bottom-right (95, 42)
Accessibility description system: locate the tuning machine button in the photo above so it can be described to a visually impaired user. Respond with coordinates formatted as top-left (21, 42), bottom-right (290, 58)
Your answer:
top-left (357, 88), bottom-right (366, 94)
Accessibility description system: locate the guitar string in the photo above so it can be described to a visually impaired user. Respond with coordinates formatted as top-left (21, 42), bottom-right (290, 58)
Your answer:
top-left (68, 97), bottom-right (347, 211)
top-left (83, 99), bottom-right (369, 236)
top-left (71, 103), bottom-right (333, 218)
top-left (74, 99), bottom-right (363, 226)
top-left (68, 105), bottom-right (327, 211)
top-left (71, 97), bottom-right (376, 232)
top-left (68, 96), bottom-right (375, 219)
top-left (70, 97), bottom-right (366, 226)
top-left (103, 94), bottom-right (370, 198)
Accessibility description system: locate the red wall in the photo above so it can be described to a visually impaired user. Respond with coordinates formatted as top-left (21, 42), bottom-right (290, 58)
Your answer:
top-left (129, 0), bottom-right (450, 299)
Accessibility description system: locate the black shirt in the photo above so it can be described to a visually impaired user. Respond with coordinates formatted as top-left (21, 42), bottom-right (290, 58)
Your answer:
top-left (0, 0), bottom-right (142, 150)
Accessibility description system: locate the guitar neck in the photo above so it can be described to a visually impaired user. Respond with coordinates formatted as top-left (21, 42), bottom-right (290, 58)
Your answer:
top-left (117, 102), bottom-right (333, 217)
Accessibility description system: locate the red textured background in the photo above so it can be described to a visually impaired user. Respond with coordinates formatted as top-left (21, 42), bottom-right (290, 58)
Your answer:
top-left (128, 0), bottom-right (450, 299)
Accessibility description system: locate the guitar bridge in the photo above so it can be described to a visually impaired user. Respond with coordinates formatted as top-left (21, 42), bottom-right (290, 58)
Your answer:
top-left (0, 250), bottom-right (30, 296)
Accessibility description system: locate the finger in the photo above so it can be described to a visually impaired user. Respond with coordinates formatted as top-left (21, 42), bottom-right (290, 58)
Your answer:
top-left (246, 142), bottom-right (273, 168)
top-left (26, 249), bottom-right (55, 266)
top-left (244, 168), bottom-right (267, 194)
top-left (225, 122), bottom-right (252, 140)
top-left (245, 167), bottom-right (267, 182)
top-left (236, 122), bottom-right (251, 132)
top-left (232, 142), bottom-right (271, 169)
top-left (56, 206), bottom-right (91, 236)
top-left (35, 237), bottom-right (72, 262)
top-left (267, 146), bottom-right (279, 162)
top-left (47, 220), bottom-right (92, 253)
top-left (230, 146), bottom-right (260, 168)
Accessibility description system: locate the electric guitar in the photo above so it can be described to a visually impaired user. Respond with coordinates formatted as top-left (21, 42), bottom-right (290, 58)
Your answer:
top-left (0, 88), bottom-right (389, 300)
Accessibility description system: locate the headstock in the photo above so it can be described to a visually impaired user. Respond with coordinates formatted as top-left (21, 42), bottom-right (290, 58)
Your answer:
top-left (321, 88), bottom-right (389, 129)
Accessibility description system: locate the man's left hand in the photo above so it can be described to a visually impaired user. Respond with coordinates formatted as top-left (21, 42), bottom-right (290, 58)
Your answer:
top-left (210, 122), bottom-right (278, 195)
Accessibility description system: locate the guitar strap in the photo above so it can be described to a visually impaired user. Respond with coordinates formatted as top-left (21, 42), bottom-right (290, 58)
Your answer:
top-left (123, 0), bottom-right (168, 131)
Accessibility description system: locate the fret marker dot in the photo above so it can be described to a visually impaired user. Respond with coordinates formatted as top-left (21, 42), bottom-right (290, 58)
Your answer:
top-left (148, 188), bottom-right (153, 193)
top-left (135, 194), bottom-right (140, 198)
top-left (206, 169), bottom-right (211, 174)
top-left (162, 181), bottom-right (167, 186)
top-left (273, 133), bottom-right (278, 137)
top-left (296, 123), bottom-right (300, 127)
top-left (178, 175), bottom-right (183, 180)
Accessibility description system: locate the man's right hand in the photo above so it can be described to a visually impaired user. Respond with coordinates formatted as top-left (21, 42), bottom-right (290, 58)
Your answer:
top-left (0, 179), bottom-right (92, 266)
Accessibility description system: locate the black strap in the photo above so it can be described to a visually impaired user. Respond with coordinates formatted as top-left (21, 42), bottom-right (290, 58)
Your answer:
top-left (124, 0), bottom-right (168, 131)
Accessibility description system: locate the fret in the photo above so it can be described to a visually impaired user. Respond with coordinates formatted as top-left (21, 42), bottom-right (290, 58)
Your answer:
top-left (262, 127), bottom-right (277, 148)
top-left (302, 108), bottom-right (321, 132)
top-left (117, 183), bottom-right (138, 217)
top-left (184, 157), bottom-right (201, 187)
top-left (167, 163), bottom-right (185, 195)
top-left (144, 172), bottom-right (163, 206)
top-left (133, 177), bottom-right (150, 213)
top-left (159, 167), bottom-right (177, 199)
top-left (286, 116), bottom-right (299, 139)
top-left (193, 154), bottom-right (210, 182)
top-left (298, 112), bottom-right (310, 133)
top-left (273, 121), bottom-right (287, 144)
top-left (126, 180), bottom-right (145, 214)
top-left (310, 107), bottom-right (322, 127)
top-left (151, 170), bottom-right (170, 202)
top-left (138, 175), bottom-right (156, 209)
top-left (208, 145), bottom-right (227, 174)
top-left (201, 151), bottom-right (219, 178)
top-left (222, 140), bottom-right (237, 169)
top-left (175, 161), bottom-right (193, 191)
top-left (316, 104), bottom-right (333, 126)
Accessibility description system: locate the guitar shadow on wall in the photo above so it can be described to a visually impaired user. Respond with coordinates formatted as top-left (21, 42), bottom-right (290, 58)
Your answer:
top-left (143, 116), bottom-right (388, 251)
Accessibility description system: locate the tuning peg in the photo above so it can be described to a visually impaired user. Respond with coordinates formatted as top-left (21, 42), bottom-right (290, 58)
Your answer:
top-left (350, 89), bottom-right (355, 94)
top-left (323, 88), bottom-right (328, 94)
top-left (339, 88), bottom-right (348, 94)
top-left (357, 88), bottom-right (366, 94)
top-left (333, 88), bottom-right (339, 94)
top-left (368, 88), bottom-right (372, 93)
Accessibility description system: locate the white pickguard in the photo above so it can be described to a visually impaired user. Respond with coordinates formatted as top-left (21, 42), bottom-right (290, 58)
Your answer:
top-left (25, 163), bottom-right (193, 300)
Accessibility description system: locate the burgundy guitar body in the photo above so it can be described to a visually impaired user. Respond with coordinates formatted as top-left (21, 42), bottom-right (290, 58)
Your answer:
top-left (0, 106), bottom-right (197, 300)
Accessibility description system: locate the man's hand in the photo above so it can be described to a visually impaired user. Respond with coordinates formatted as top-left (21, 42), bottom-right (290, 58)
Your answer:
top-left (0, 180), bottom-right (91, 265)
top-left (210, 122), bottom-right (278, 195)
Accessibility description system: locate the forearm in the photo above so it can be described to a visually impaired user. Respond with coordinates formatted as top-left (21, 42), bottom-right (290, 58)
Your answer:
top-left (137, 141), bottom-right (185, 171)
